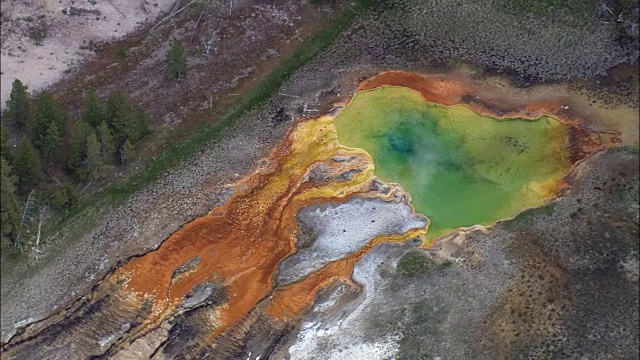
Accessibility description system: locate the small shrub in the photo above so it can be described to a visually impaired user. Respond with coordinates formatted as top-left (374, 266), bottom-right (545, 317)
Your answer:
top-left (396, 250), bottom-right (450, 277)
top-left (50, 185), bottom-right (79, 211)
top-left (51, 189), bottom-right (69, 210)
top-left (28, 23), bottom-right (47, 46)
top-left (115, 46), bottom-right (127, 60)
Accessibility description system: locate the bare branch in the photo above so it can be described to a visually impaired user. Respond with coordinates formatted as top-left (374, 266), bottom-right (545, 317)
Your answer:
top-left (600, 2), bottom-right (614, 15)
top-left (20, 190), bottom-right (36, 230)
top-left (106, 0), bottom-right (126, 17)
top-left (171, 0), bottom-right (181, 14)
top-left (278, 93), bottom-right (300, 98)
top-left (303, 104), bottom-right (318, 112)
top-left (80, 181), bottom-right (94, 194)
top-left (202, 30), bottom-right (217, 55)
top-left (190, 0), bottom-right (212, 43)
top-left (151, 0), bottom-right (198, 31)
top-left (34, 208), bottom-right (44, 253)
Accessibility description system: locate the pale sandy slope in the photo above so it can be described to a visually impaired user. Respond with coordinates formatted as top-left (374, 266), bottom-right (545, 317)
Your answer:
top-left (0, 0), bottom-right (176, 107)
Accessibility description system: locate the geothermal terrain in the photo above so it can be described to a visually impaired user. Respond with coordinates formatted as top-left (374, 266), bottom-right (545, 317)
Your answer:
top-left (0, 0), bottom-right (638, 359)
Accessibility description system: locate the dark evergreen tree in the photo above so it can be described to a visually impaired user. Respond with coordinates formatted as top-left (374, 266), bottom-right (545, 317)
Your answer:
top-left (97, 121), bottom-right (115, 164)
top-left (5, 79), bottom-right (32, 130)
top-left (167, 37), bottom-right (187, 79)
top-left (40, 121), bottom-right (63, 165)
top-left (133, 108), bottom-right (151, 141)
top-left (83, 89), bottom-right (105, 127)
top-left (0, 157), bottom-right (22, 248)
top-left (105, 90), bottom-right (134, 148)
top-left (51, 184), bottom-right (79, 211)
top-left (120, 139), bottom-right (134, 166)
top-left (0, 123), bottom-right (12, 161)
top-left (34, 91), bottom-right (67, 149)
top-left (84, 131), bottom-right (102, 180)
top-left (15, 139), bottom-right (42, 194)
top-left (66, 121), bottom-right (93, 181)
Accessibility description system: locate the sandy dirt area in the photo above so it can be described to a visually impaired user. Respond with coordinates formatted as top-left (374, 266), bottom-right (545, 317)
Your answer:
top-left (1, 0), bottom-right (176, 107)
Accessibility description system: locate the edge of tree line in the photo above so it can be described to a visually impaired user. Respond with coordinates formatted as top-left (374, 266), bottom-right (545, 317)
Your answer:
top-left (0, 0), bottom-right (385, 260)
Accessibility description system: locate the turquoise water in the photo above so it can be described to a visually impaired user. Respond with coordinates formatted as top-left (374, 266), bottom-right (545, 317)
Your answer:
top-left (334, 86), bottom-right (571, 239)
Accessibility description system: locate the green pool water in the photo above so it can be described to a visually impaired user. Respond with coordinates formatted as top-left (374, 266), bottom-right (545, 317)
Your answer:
top-left (334, 86), bottom-right (572, 240)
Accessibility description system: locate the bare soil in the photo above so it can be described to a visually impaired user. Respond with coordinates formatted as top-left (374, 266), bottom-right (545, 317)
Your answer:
top-left (0, 0), bottom-right (177, 106)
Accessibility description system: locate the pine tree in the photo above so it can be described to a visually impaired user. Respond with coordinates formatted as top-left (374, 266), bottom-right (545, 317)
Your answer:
top-left (1, 123), bottom-right (12, 161)
top-left (40, 121), bottom-right (63, 165)
top-left (120, 139), bottom-right (135, 166)
top-left (84, 131), bottom-right (102, 180)
top-left (83, 89), bottom-right (105, 127)
top-left (133, 108), bottom-right (151, 141)
top-left (106, 90), bottom-right (134, 147)
top-left (167, 37), bottom-right (187, 79)
top-left (66, 121), bottom-right (92, 180)
top-left (15, 139), bottom-right (42, 194)
top-left (97, 121), bottom-right (115, 164)
top-left (51, 188), bottom-right (68, 210)
top-left (0, 157), bottom-right (22, 248)
top-left (5, 79), bottom-right (32, 130)
top-left (34, 91), bottom-right (67, 148)
top-left (51, 184), bottom-right (78, 211)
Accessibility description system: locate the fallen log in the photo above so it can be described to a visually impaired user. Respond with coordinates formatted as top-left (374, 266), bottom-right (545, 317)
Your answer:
top-left (62, 7), bottom-right (101, 16)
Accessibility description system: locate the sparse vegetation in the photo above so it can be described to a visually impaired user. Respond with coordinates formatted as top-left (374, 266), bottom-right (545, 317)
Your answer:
top-left (115, 46), bottom-right (128, 60)
top-left (361, 0), bottom-right (638, 84)
top-left (496, 0), bottom-right (599, 18)
top-left (27, 23), bottom-right (47, 46)
top-left (397, 250), bottom-right (451, 277)
top-left (505, 203), bottom-right (557, 229)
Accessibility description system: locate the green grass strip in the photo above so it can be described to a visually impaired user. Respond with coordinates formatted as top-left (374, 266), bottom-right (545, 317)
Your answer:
top-left (106, 5), bottom-right (360, 201)
top-left (43, 1), bottom-right (375, 239)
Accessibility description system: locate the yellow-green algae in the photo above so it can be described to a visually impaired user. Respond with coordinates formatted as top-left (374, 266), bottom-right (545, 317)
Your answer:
top-left (334, 86), bottom-right (572, 240)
